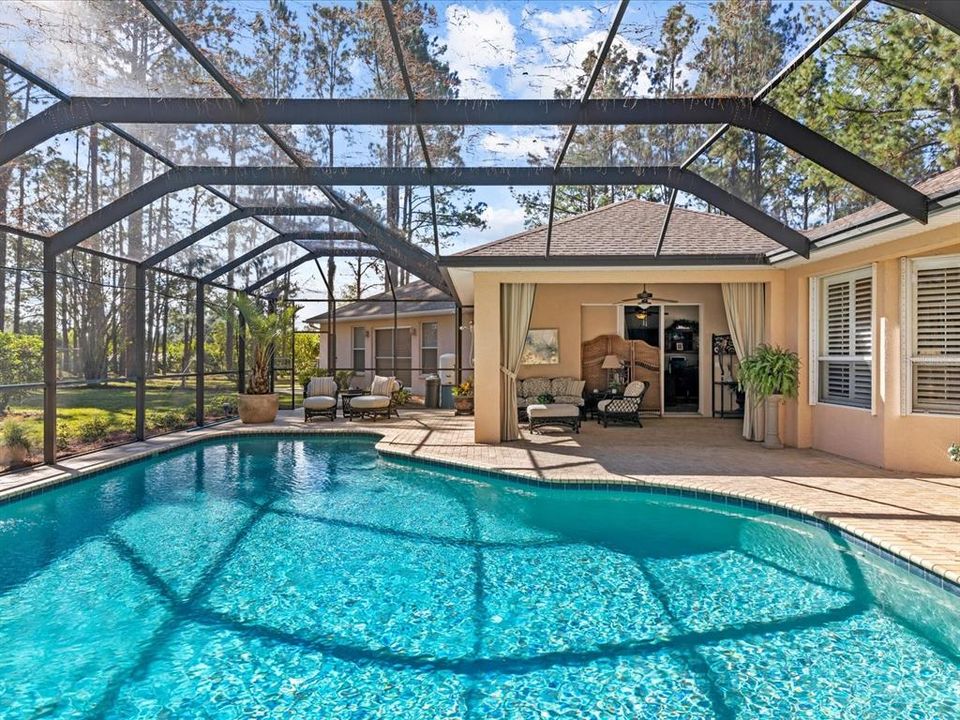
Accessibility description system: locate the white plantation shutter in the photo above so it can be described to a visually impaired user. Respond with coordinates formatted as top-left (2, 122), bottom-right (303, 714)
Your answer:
top-left (909, 257), bottom-right (960, 414)
top-left (817, 268), bottom-right (872, 408)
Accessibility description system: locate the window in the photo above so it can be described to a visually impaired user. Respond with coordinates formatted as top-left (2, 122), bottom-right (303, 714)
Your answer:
top-left (905, 255), bottom-right (960, 415)
top-left (351, 327), bottom-right (365, 374)
top-left (814, 267), bottom-right (873, 408)
top-left (375, 328), bottom-right (412, 386)
top-left (420, 322), bottom-right (439, 374)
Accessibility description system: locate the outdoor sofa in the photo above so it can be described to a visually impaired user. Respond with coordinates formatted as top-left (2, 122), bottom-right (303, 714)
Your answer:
top-left (516, 377), bottom-right (586, 412)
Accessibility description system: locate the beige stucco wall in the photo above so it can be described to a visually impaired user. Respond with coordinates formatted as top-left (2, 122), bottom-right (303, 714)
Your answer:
top-left (471, 268), bottom-right (779, 443)
top-left (318, 310), bottom-right (474, 394)
top-left (520, 282), bottom-right (733, 417)
top-left (781, 224), bottom-right (960, 475)
top-left (468, 240), bottom-right (959, 476)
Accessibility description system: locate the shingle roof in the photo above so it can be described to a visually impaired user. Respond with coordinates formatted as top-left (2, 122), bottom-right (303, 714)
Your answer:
top-left (806, 166), bottom-right (960, 243)
top-left (455, 198), bottom-right (780, 258)
top-left (453, 168), bottom-right (960, 260)
top-left (305, 279), bottom-right (454, 324)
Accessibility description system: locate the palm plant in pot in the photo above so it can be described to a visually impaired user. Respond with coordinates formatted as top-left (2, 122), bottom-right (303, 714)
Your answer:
top-left (232, 294), bottom-right (294, 424)
top-left (737, 344), bottom-right (800, 449)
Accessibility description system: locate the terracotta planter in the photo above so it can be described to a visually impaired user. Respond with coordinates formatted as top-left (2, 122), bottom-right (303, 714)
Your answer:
top-left (454, 395), bottom-right (474, 415)
top-left (238, 393), bottom-right (280, 424)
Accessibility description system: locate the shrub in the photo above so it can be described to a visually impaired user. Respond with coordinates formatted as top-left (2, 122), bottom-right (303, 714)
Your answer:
top-left (77, 417), bottom-right (110, 443)
top-left (392, 387), bottom-right (413, 406)
top-left (0, 332), bottom-right (43, 413)
top-left (146, 409), bottom-right (191, 432)
top-left (56, 421), bottom-right (71, 452)
top-left (1, 419), bottom-right (32, 453)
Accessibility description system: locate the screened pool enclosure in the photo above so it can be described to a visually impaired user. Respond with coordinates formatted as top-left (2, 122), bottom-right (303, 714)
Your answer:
top-left (0, 0), bottom-right (957, 470)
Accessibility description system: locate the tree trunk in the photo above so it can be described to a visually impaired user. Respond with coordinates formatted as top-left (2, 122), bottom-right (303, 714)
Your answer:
top-left (12, 83), bottom-right (28, 334)
top-left (0, 70), bottom-right (9, 332)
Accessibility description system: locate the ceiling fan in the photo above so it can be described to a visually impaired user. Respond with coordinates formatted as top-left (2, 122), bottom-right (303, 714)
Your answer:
top-left (619, 285), bottom-right (677, 308)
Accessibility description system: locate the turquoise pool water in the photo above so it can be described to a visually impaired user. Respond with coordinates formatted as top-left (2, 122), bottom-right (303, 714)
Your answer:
top-left (0, 436), bottom-right (958, 719)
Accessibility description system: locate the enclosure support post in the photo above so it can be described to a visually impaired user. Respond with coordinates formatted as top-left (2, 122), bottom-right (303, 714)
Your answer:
top-left (384, 264), bottom-right (398, 382)
top-left (237, 313), bottom-right (246, 394)
top-left (314, 259), bottom-right (335, 376)
top-left (134, 264), bottom-right (146, 441)
top-left (290, 308), bottom-right (297, 410)
top-left (42, 245), bottom-right (57, 464)
top-left (267, 297), bottom-right (276, 394)
top-left (195, 280), bottom-right (204, 426)
top-left (455, 305), bottom-right (463, 387)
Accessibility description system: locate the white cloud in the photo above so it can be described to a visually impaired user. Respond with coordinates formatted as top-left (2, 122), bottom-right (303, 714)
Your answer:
top-left (481, 204), bottom-right (527, 237)
top-left (530, 7), bottom-right (594, 32)
top-left (478, 130), bottom-right (552, 161)
top-left (443, 5), bottom-right (518, 98)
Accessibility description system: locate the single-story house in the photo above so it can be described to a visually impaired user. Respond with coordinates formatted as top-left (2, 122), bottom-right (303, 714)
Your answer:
top-left (441, 168), bottom-right (960, 476)
top-left (306, 280), bottom-right (474, 396)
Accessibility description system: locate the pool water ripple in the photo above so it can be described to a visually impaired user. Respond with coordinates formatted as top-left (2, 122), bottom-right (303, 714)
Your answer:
top-left (0, 435), bottom-right (958, 719)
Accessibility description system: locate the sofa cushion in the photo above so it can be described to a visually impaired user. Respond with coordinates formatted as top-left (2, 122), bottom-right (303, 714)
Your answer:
top-left (351, 395), bottom-right (391, 410)
top-left (554, 395), bottom-right (585, 407)
top-left (306, 376), bottom-right (337, 398)
top-left (527, 403), bottom-right (579, 419)
top-left (550, 377), bottom-right (575, 397)
top-left (303, 395), bottom-right (336, 410)
top-left (521, 377), bottom-right (551, 399)
top-left (370, 375), bottom-right (395, 396)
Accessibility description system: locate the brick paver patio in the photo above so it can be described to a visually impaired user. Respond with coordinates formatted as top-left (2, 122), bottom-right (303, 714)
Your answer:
top-left (2, 409), bottom-right (958, 587)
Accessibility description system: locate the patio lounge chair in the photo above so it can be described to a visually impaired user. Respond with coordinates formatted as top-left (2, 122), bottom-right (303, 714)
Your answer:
top-left (346, 375), bottom-right (401, 421)
top-left (303, 376), bottom-right (339, 421)
top-left (597, 380), bottom-right (649, 428)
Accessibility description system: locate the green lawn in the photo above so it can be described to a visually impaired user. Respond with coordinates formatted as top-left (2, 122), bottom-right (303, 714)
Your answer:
top-left (2, 377), bottom-right (243, 467)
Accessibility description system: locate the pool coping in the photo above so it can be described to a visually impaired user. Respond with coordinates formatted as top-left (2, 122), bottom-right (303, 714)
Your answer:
top-left (2, 424), bottom-right (959, 600)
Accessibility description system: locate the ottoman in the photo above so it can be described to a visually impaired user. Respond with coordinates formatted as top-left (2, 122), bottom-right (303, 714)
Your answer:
top-left (526, 403), bottom-right (581, 434)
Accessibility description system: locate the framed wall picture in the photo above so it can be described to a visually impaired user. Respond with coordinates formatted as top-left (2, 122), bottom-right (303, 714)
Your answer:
top-left (521, 328), bottom-right (560, 365)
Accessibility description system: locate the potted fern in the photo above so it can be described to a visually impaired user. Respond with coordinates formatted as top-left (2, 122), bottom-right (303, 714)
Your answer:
top-left (737, 344), bottom-right (800, 449)
top-left (232, 295), bottom-right (294, 424)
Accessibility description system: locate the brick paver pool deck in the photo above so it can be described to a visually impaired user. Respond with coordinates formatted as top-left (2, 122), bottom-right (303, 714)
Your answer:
top-left (2, 410), bottom-right (958, 589)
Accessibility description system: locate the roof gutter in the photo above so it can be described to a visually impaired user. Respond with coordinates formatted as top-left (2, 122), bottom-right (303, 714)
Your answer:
top-left (769, 189), bottom-right (960, 266)
top-left (440, 253), bottom-right (771, 269)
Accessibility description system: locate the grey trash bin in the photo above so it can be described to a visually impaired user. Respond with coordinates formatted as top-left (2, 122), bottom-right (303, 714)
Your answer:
top-left (424, 375), bottom-right (440, 409)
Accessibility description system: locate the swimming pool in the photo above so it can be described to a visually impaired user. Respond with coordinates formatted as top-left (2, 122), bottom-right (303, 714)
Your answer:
top-left (0, 435), bottom-right (957, 719)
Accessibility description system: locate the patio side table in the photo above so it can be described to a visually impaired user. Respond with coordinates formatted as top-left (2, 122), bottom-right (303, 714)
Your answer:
top-left (340, 390), bottom-right (368, 420)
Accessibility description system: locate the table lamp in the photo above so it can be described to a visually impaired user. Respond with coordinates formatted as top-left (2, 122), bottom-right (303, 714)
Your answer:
top-left (601, 354), bottom-right (621, 388)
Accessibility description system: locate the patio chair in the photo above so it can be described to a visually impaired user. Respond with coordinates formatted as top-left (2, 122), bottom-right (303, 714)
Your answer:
top-left (303, 376), bottom-right (339, 422)
top-left (597, 380), bottom-right (649, 428)
top-left (346, 375), bottom-right (401, 421)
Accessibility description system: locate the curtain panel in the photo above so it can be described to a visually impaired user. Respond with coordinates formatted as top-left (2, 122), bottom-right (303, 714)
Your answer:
top-left (499, 283), bottom-right (537, 441)
top-left (721, 283), bottom-right (767, 441)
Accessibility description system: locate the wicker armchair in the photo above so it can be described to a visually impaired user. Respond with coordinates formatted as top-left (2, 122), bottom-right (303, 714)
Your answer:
top-left (597, 380), bottom-right (649, 428)
top-left (346, 376), bottom-right (401, 421)
top-left (303, 376), bottom-right (339, 422)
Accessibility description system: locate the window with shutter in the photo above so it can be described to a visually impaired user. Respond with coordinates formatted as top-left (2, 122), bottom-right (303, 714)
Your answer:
top-left (351, 327), bottom-right (365, 374)
top-left (375, 328), bottom-right (412, 386)
top-left (420, 322), bottom-right (439, 375)
top-left (908, 256), bottom-right (960, 415)
top-left (816, 267), bottom-right (873, 408)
